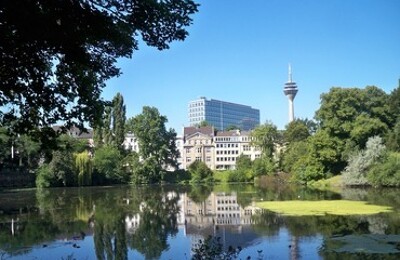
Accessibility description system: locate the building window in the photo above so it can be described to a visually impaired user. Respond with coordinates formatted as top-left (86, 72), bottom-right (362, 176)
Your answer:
top-left (206, 156), bottom-right (211, 162)
top-left (186, 157), bottom-right (191, 162)
top-left (197, 147), bottom-right (202, 153)
top-left (196, 156), bottom-right (202, 161)
top-left (186, 148), bottom-right (191, 153)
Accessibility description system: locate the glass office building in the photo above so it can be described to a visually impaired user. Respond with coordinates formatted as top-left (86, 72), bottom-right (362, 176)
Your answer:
top-left (188, 97), bottom-right (260, 130)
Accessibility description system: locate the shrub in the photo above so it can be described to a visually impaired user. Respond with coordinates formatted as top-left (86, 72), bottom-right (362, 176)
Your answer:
top-left (367, 152), bottom-right (400, 187)
top-left (93, 146), bottom-right (122, 183)
top-left (188, 161), bottom-right (213, 183)
top-left (36, 164), bottom-right (52, 188)
top-left (227, 169), bottom-right (252, 183)
top-left (75, 152), bottom-right (93, 186)
top-left (342, 136), bottom-right (385, 186)
top-left (291, 156), bottom-right (325, 184)
top-left (35, 151), bottom-right (75, 188)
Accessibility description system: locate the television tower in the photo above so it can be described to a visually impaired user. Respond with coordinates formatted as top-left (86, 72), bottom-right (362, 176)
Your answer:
top-left (283, 64), bottom-right (298, 122)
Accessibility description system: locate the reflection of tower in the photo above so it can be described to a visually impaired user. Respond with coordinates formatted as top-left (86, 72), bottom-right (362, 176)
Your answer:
top-left (283, 64), bottom-right (298, 122)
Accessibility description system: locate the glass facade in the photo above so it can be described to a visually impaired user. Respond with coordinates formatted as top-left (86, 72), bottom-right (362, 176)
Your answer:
top-left (188, 97), bottom-right (260, 130)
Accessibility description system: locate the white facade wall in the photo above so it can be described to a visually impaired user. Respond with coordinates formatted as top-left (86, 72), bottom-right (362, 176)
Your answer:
top-left (123, 132), bottom-right (140, 153)
top-left (214, 131), bottom-right (262, 170)
top-left (176, 135), bottom-right (184, 170)
top-left (182, 133), bottom-right (215, 170)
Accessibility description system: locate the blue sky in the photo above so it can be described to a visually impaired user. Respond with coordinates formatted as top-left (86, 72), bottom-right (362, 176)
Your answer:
top-left (103, 0), bottom-right (400, 132)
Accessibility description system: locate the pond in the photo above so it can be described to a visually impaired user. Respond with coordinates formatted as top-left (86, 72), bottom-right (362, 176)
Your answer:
top-left (1, 183), bottom-right (400, 259)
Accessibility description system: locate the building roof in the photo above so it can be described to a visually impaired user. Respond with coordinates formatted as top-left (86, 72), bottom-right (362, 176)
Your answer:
top-left (184, 126), bottom-right (215, 137)
top-left (52, 125), bottom-right (93, 139)
top-left (216, 130), bottom-right (241, 136)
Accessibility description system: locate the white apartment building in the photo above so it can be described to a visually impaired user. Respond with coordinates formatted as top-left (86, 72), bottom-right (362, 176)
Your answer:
top-left (122, 127), bottom-right (262, 171)
top-left (181, 126), bottom-right (216, 170)
top-left (180, 127), bottom-right (262, 171)
top-left (175, 135), bottom-right (184, 170)
top-left (123, 132), bottom-right (140, 153)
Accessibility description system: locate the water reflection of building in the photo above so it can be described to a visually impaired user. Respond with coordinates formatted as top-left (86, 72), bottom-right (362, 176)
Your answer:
top-left (122, 191), bottom-right (259, 251)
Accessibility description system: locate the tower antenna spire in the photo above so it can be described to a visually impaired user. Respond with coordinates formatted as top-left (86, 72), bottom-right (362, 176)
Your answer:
top-left (283, 63), bottom-right (298, 122)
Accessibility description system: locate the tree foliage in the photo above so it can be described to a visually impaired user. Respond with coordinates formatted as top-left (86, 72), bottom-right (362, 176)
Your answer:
top-left (284, 119), bottom-right (311, 143)
top-left (388, 81), bottom-right (400, 124)
top-left (0, 0), bottom-right (199, 133)
top-left (251, 121), bottom-right (278, 158)
top-left (129, 106), bottom-right (179, 183)
top-left (386, 120), bottom-right (400, 152)
top-left (343, 136), bottom-right (386, 186)
top-left (367, 152), bottom-right (400, 187)
top-left (111, 93), bottom-right (126, 149)
top-left (316, 86), bottom-right (391, 145)
top-left (188, 161), bottom-right (213, 183)
top-left (94, 93), bottom-right (126, 148)
top-left (311, 86), bottom-right (391, 175)
top-left (75, 152), bottom-right (93, 186)
top-left (36, 151), bottom-right (75, 188)
top-left (93, 145), bottom-right (123, 183)
top-left (281, 140), bottom-right (309, 173)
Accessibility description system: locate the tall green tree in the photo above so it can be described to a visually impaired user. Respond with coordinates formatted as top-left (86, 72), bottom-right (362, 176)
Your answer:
top-left (251, 121), bottom-right (278, 158)
top-left (94, 92), bottom-right (126, 149)
top-left (102, 106), bottom-right (113, 146)
top-left (130, 106), bottom-right (179, 183)
top-left (0, 0), bottom-right (199, 133)
top-left (112, 93), bottom-right (126, 149)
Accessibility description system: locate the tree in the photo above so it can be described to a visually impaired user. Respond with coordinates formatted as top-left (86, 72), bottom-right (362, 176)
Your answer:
top-left (281, 140), bottom-right (309, 173)
top-left (0, 127), bottom-right (11, 167)
top-left (316, 86), bottom-right (391, 146)
top-left (36, 150), bottom-right (76, 188)
top-left (284, 119), bottom-right (310, 143)
top-left (388, 80), bottom-right (400, 125)
top-left (225, 125), bottom-right (240, 131)
top-left (93, 146), bottom-right (122, 184)
top-left (343, 136), bottom-right (386, 186)
top-left (75, 152), bottom-right (93, 186)
top-left (251, 121), bottom-right (278, 158)
top-left (0, 0), bottom-right (199, 133)
top-left (313, 86), bottom-right (391, 174)
top-left (194, 120), bottom-right (211, 128)
top-left (130, 106), bottom-right (179, 183)
top-left (387, 120), bottom-right (400, 152)
top-left (188, 161), bottom-right (213, 183)
top-left (15, 134), bottom-right (41, 168)
top-left (111, 93), bottom-right (126, 149)
top-left (367, 151), bottom-right (400, 187)
top-left (94, 93), bottom-right (126, 148)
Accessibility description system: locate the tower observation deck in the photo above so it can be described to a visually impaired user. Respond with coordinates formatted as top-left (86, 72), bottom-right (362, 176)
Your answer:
top-left (283, 64), bottom-right (298, 122)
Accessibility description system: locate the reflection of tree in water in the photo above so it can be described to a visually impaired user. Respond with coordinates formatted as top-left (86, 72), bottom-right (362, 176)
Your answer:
top-left (94, 212), bottom-right (127, 260)
top-left (128, 188), bottom-right (180, 259)
top-left (92, 186), bottom-right (181, 260)
top-left (188, 185), bottom-right (212, 204)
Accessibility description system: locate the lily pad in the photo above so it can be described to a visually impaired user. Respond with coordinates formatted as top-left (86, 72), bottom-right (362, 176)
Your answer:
top-left (255, 200), bottom-right (393, 216)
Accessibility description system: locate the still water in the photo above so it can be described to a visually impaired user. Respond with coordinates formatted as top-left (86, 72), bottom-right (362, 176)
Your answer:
top-left (1, 183), bottom-right (400, 259)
